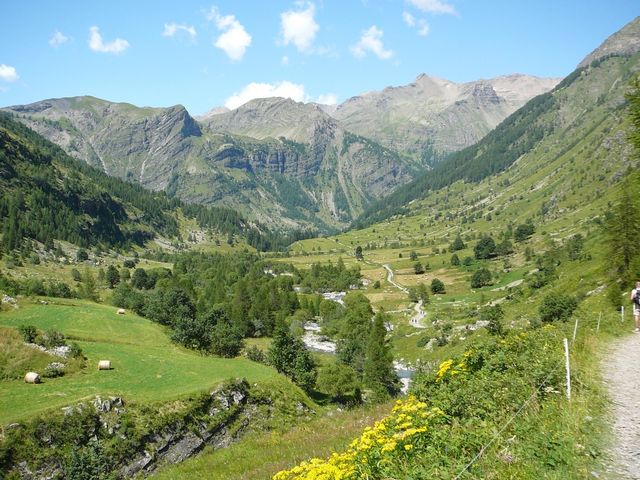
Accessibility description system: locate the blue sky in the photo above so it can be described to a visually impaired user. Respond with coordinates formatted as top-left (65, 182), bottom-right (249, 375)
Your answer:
top-left (0, 1), bottom-right (637, 115)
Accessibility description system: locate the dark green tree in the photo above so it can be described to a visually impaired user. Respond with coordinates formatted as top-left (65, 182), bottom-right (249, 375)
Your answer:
top-left (363, 311), bottom-right (398, 400)
top-left (131, 268), bottom-right (150, 290)
top-left (514, 223), bottom-right (535, 242)
top-left (539, 293), bottom-right (578, 323)
top-left (105, 265), bottom-right (120, 289)
top-left (355, 245), bottom-right (364, 261)
top-left (209, 318), bottom-right (244, 358)
top-left (316, 363), bottom-right (360, 402)
top-left (268, 319), bottom-right (316, 391)
top-left (450, 235), bottom-right (466, 251)
top-left (480, 304), bottom-right (505, 336)
top-left (431, 278), bottom-right (445, 294)
top-left (474, 236), bottom-right (496, 259)
top-left (470, 268), bottom-right (492, 288)
top-left (450, 253), bottom-right (460, 266)
top-left (414, 261), bottom-right (425, 275)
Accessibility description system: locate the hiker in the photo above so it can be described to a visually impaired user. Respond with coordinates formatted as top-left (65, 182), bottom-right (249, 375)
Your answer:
top-left (632, 281), bottom-right (640, 332)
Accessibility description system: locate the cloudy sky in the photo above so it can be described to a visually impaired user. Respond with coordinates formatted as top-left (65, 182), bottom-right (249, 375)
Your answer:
top-left (0, 1), bottom-right (636, 114)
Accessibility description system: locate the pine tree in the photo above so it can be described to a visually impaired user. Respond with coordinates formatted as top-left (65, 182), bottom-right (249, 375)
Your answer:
top-left (606, 173), bottom-right (640, 285)
top-left (363, 311), bottom-right (398, 400)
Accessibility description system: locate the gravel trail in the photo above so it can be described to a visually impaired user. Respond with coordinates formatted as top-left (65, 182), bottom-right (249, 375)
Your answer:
top-left (602, 334), bottom-right (640, 479)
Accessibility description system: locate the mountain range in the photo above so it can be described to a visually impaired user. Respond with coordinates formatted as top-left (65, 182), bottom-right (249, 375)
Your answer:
top-left (3, 73), bottom-right (557, 232)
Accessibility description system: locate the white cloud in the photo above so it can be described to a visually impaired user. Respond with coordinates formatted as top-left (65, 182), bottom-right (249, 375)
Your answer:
top-left (224, 81), bottom-right (307, 110)
top-left (407, 0), bottom-right (457, 15)
top-left (163, 23), bottom-right (197, 40)
top-left (280, 2), bottom-right (319, 53)
top-left (402, 11), bottom-right (429, 36)
top-left (88, 26), bottom-right (129, 54)
top-left (350, 26), bottom-right (393, 60)
top-left (402, 11), bottom-right (416, 27)
top-left (49, 31), bottom-right (70, 47)
top-left (316, 93), bottom-right (338, 105)
top-left (281, 55), bottom-right (289, 65)
top-left (0, 64), bottom-right (19, 82)
top-left (207, 7), bottom-right (251, 61)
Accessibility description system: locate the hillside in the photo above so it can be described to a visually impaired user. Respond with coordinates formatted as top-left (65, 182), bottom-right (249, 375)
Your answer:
top-left (3, 72), bottom-right (556, 233)
top-left (355, 18), bottom-right (640, 228)
top-left (331, 74), bottom-right (560, 163)
top-left (0, 112), bottom-right (285, 252)
top-left (5, 97), bottom-right (411, 232)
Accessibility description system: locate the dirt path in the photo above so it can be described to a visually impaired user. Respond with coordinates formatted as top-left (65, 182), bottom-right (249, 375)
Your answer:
top-left (602, 334), bottom-right (640, 479)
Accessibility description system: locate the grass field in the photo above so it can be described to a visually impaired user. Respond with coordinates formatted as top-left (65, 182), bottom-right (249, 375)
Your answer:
top-left (0, 299), bottom-right (277, 424)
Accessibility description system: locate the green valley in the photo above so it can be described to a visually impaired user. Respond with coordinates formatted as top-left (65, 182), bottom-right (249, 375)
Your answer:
top-left (1, 9), bottom-right (640, 480)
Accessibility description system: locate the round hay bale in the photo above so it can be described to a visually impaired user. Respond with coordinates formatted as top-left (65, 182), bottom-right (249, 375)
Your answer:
top-left (24, 372), bottom-right (41, 384)
top-left (98, 360), bottom-right (111, 370)
top-left (117, 308), bottom-right (126, 315)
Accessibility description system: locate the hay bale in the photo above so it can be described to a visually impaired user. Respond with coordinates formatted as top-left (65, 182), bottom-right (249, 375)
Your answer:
top-left (98, 360), bottom-right (111, 370)
top-left (117, 308), bottom-right (126, 315)
top-left (24, 372), bottom-right (41, 384)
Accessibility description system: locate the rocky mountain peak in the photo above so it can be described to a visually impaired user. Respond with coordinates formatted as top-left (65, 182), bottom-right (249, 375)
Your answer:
top-left (578, 16), bottom-right (640, 68)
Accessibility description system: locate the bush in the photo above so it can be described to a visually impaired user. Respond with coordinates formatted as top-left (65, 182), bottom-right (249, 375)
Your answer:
top-left (430, 278), bottom-right (445, 294)
top-left (18, 324), bottom-right (37, 343)
top-left (470, 268), bottom-right (492, 288)
top-left (41, 329), bottom-right (66, 349)
top-left (43, 363), bottom-right (65, 378)
top-left (539, 293), bottom-right (578, 323)
top-left (209, 321), bottom-right (244, 358)
top-left (514, 223), bottom-right (535, 242)
top-left (245, 345), bottom-right (266, 363)
top-left (450, 253), bottom-right (460, 266)
top-left (474, 236), bottom-right (496, 259)
top-left (480, 304), bottom-right (505, 336)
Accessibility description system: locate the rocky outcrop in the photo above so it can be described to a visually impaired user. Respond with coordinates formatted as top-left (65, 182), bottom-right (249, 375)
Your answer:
top-left (1, 379), bottom-right (313, 479)
top-left (578, 16), bottom-right (640, 68)
top-left (332, 73), bottom-right (560, 160)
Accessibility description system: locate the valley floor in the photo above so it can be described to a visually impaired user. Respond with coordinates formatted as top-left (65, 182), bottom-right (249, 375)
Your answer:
top-left (602, 333), bottom-right (640, 479)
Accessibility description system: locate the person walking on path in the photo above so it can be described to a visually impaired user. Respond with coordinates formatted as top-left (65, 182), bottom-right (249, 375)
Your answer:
top-left (631, 281), bottom-right (640, 332)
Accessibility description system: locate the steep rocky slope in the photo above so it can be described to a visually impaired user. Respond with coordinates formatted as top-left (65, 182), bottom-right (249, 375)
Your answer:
top-left (6, 97), bottom-right (410, 231)
top-left (331, 74), bottom-right (560, 163)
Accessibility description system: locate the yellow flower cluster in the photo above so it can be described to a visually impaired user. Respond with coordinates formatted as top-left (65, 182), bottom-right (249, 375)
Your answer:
top-left (435, 358), bottom-right (467, 382)
top-left (273, 396), bottom-right (445, 480)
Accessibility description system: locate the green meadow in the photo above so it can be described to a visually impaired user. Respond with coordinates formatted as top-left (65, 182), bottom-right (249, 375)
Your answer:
top-left (0, 300), bottom-right (277, 424)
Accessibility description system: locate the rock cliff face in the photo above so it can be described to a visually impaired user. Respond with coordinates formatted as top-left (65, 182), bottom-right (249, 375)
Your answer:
top-left (331, 74), bottom-right (560, 162)
top-left (578, 16), bottom-right (640, 68)
top-left (6, 96), bottom-right (412, 231)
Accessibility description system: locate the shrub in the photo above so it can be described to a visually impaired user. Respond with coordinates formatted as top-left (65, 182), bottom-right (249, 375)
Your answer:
top-left (539, 293), bottom-right (578, 323)
top-left (18, 324), bottom-right (37, 343)
top-left (470, 268), bottom-right (492, 288)
top-left (480, 304), bottom-right (505, 336)
top-left (474, 236), bottom-right (496, 259)
top-left (450, 253), bottom-right (460, 266)
top-left (245, 345), bottom-right (266, 363)
top-left (514, 223), bottom-right (535, 242)
top-left (41, 329), bottom-right (66, 349)
top-left (430, 278), bottom-right (445, 294)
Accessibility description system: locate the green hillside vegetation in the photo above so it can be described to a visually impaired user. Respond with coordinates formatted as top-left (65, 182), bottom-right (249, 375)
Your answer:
top-left (355, 52), bottom-right (640, 228)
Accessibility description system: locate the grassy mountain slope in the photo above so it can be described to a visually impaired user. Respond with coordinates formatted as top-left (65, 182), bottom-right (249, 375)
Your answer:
top-left (355, 24), bottom-right (640, 229)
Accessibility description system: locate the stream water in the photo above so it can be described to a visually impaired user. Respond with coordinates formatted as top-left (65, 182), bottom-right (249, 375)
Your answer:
top-left (302, 322), bottom-right (415, 394)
